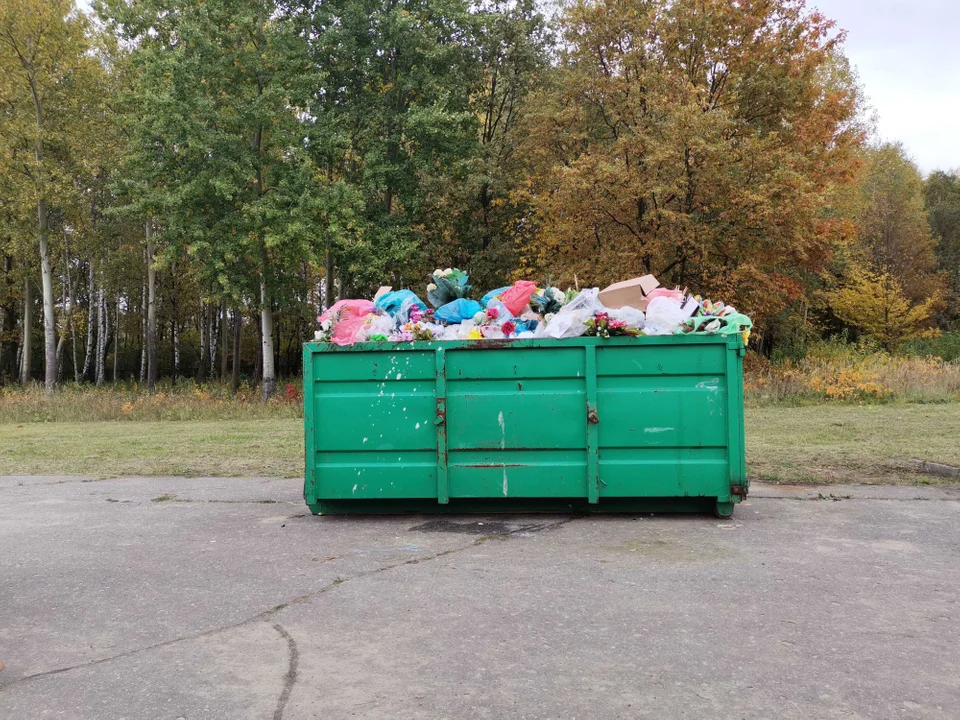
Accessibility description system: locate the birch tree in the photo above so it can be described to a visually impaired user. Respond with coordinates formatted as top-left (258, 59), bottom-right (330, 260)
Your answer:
top-left (0, 0), bottom-right (100, 391)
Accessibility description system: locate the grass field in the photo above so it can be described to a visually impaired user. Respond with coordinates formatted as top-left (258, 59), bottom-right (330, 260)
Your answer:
top-left (1, 404), bottom-right (957, 485)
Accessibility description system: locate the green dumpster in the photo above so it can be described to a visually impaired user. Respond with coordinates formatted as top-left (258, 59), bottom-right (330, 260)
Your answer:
top-left (303, 335), bottom-right (747, 517)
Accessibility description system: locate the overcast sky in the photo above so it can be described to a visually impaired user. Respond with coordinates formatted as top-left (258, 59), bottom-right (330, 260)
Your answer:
top-left (812, 0), bottom-right (959, 174)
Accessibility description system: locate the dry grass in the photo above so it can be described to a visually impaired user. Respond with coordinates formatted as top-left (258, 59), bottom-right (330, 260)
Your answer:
top-left (745, 352), bottom-right (960, 405)
top-left (0, 380), bottom-right (302, 423)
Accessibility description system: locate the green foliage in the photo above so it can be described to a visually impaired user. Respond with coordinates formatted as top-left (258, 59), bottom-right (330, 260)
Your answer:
top-left (902, 332), bottom-right (960, 362)
top-left (924, 171), bottom-right (960, 328)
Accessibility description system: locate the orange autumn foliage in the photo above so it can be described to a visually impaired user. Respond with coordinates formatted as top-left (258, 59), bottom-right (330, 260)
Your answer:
top-left (517, 0), bottom-right (865, 324)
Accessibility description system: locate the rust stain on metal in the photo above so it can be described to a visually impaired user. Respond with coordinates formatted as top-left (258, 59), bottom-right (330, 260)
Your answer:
top-left (463, 464), bottom-right (528, 469)
top-left (470, 339), bottom-right (513, 350)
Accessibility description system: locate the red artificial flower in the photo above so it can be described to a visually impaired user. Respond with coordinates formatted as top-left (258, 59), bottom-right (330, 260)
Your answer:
top-left (501, 320), bottom-right (516, 335)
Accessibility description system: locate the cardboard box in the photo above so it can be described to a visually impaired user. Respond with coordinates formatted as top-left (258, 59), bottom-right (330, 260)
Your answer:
top-left (373, 286), bottom-right (392, 301)
top-left (599, 275), bottom-right (659, 310)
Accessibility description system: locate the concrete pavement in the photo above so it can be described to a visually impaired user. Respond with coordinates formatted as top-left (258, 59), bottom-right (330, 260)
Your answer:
top-left (1, 475), bottom-right (959, 719)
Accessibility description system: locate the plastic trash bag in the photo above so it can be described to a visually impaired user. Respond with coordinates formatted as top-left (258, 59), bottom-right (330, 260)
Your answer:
top-left (481, 286), bottom-right (511, 308)
top-left (642, 296), bottom-right (687, 335)
top-left (355, 313), bottom-right (397, 342)
top-left (375, 290), bottom-right (427, 323)
top-left (645, 287), bottom-right (685, 304)
top-left (486, 298), bottom-right (516, 323)
top-left (535, 288), bottom-right (606, 339)
top-left (608, 306), bottom-right (644, 330)
top-left (499, 281), bottom-right (538, 316)
top-left (434, 298), bottom-right (482, 324)
top-left (427, 269), bottom-right (471, 308)
top-left (318, 300), bottom-right (376, 346)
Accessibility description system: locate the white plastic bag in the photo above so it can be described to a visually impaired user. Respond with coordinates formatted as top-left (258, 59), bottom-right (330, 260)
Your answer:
top-left (642, 297), bottom-right (687, 335)
top-left (355, 313), bottom-right (396, 341)
top-left (536, 288), bottom-right (606, 339)
top-left (608, 306), bottom-right (645, 330)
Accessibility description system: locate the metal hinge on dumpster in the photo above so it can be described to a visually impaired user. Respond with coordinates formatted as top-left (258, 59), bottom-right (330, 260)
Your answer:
top-left (730, 484), bottom-right (747, 500)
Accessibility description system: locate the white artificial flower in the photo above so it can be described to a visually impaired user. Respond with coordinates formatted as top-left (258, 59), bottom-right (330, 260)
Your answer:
top-left (426, 283), bottom-right (438, 292)
top-left (433, 268), bottom-right (443, 277)
top-left (443, 268), bottom-right (453, 276)
top-left (320, 318), bottom-right (332, 331)
top-left (314, 330), bottom-right (323, 340)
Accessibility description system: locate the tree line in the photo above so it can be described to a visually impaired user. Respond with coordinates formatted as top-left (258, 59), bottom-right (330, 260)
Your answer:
top-left (1, 0), bottom-right (957, 396)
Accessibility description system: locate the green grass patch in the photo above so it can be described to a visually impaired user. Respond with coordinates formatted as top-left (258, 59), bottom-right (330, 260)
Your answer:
top-left (746, 403), bottom-right (960, 486)
top-left (0, 419), bottom-right (303, 477)
top-left (1, 404), bottom-right (957, 486)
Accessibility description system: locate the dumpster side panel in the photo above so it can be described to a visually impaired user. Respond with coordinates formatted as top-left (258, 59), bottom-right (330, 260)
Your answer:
top-left (304, 336), bottom-right (747, 512)
top-left (596, 343), bottom-right (731, 498)
top-left (446, 347), bottom-right (588, 498)
top-left (310, 350), bottom-right (439, 499)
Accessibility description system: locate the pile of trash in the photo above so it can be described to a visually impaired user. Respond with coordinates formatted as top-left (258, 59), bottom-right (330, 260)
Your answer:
top-left (316, 269), bottom-right (752, 346)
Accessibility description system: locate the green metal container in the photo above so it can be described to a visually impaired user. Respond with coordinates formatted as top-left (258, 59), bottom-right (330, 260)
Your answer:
top-left (303, 335), bottom-right (748, 517)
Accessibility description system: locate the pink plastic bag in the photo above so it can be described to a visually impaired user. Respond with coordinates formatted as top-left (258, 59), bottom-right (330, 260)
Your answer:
top-left (499, 281), bottom-right (538, 316)
top-left (644, 287), bottom-right (685, 303)
top-left (319, 300), bottom-right (376, 346)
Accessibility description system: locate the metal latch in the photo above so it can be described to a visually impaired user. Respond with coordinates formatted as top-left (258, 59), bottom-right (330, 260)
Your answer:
top-left (587, 408), bottom-right (600, 425)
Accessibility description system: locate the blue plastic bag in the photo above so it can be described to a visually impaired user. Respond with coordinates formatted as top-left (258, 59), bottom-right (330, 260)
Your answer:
top-left (375, 290), bottom-right (427, 322)
top-left (514, 319), bottom-right (539, 333)
top-left (434, 298), bottom-right (482, 325)
top-left (481, 286), bottom-right (511, 308)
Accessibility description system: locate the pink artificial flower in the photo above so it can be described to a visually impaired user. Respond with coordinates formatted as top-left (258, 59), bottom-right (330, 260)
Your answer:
top-left (486, 307), bottom-right (499, 320)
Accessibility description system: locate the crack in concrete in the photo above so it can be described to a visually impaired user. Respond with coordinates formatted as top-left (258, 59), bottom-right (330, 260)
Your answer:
top-left (0, 515), bottom-right (576, 691)
top-left (271, 624), bottom-right (299, 720)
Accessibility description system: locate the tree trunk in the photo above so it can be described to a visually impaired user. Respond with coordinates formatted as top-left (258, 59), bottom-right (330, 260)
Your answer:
top-left (31, 82), bottom-right (56, 392)
top-left (1, 256), bottom-right (14, 381)
top-left (252, 312), bottom-right (262, 384)
top-left (146, 222), bottom-right (158, 389)
top-left (172, 318), bottom-right (180, 380)
top-left (95, 287), bottom-right (106, 386)
top-left (139, 279), bottom-right (147, 383)
top-left (231, 308), bottom-right (241, 392)
top-left (220, 302), bottom-right (228, 381)
top-left (63, 243), bottom-right (79, 384)
top-left (56, 333), bottom-right (64, 381)
top-left (324, 249), bottom-right (334, 311)
top-left (20, 277), bottom-right (32, 384)
top-left (198, 301), bottom-right (207, 383)
top-left (83, 264), bottom-right (94, 381)
top-left (208, 302), bottom-right (217, 378)
top-left (113, 294), bottom-right (120, 382)
top-left (260, 278), bottom-right (275, 399)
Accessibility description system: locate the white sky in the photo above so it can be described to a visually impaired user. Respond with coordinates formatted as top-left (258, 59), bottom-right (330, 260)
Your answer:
top-left (812, 0), bottom-right (959, 173)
